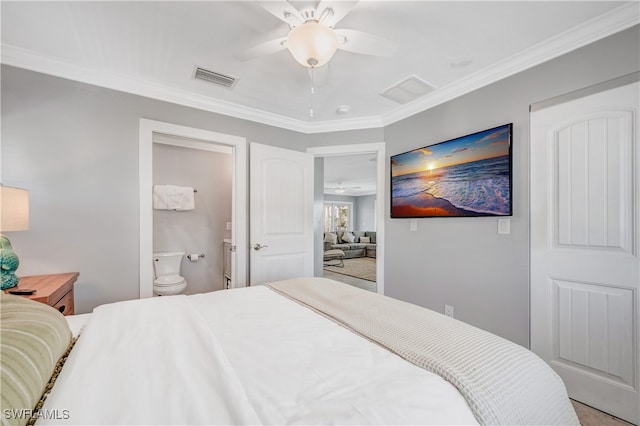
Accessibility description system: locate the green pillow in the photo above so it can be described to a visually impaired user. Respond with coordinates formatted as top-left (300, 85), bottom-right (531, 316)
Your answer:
top-left (1, 293), bottom-right (72, 426)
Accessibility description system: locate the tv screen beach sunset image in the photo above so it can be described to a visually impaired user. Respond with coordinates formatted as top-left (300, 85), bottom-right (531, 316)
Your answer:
top-left (391, 124), bottom-right (512, 218)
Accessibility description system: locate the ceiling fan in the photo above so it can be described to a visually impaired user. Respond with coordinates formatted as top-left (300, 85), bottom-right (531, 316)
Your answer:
top-left (237, 1), bottom-right (396, 68)
top-left (325, 182), bottom-right (361, 194)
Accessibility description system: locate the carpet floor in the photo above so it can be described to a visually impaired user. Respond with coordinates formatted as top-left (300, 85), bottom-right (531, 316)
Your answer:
top-left (324, 257), bottom-right (376, 282)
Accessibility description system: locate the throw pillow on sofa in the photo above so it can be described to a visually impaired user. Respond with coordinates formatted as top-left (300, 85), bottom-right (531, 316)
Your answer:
top-left (324, 233), bottom-right (337, 244)
top-left (360, 236), bottom-right (371, 243)
top-left (341, 232), bottom-right (356, 243)
top-left (353, 231), bottom-right (366, 242)
top-left (365, 231), bottom-right (376, 244)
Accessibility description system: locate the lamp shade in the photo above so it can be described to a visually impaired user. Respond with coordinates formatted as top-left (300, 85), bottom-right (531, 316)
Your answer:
top-left (287, 21), bottom-right (338, 68)
top-left (0, 186), bottom-right (29, 232)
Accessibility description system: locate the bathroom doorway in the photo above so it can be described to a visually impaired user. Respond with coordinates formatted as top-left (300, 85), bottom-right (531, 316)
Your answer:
top-left (152, 134), bottom-right (232, 295)
top-left (139, 119), bottom-right (248, 299)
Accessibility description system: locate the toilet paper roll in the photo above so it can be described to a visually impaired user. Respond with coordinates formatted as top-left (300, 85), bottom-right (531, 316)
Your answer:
top-left (188, 253), bottom-right (199, 262)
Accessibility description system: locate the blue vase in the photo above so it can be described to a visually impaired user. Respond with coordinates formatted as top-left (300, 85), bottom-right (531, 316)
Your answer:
top-left (1, 235), bottom-right (20, 290)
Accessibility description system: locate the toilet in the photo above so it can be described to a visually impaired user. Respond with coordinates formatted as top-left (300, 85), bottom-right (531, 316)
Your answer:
top-left (152, 251), bottom-right (188, 296)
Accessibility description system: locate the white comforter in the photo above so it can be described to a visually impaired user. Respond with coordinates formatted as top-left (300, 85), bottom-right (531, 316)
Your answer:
top-left (41, 286), bottom-right (478, 425)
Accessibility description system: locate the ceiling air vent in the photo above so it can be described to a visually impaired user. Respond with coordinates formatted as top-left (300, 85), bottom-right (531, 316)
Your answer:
top-left (193, 66), bottom-right (238, 89)
top-left (379, 75), bottom-right (435, 104)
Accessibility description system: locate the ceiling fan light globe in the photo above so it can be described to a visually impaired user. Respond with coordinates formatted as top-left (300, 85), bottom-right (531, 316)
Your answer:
top-left (287, 21), bottom-right (338, 68)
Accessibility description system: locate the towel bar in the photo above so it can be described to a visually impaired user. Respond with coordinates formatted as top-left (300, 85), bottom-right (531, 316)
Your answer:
top-left (151, 187), bottom-right (196, 192)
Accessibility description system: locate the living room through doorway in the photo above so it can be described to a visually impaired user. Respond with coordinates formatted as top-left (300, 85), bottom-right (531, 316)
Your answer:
top-left (322, 153), bottom-right (378, 292)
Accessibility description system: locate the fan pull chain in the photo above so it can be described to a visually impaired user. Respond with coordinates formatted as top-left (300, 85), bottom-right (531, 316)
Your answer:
top-left (309, 67), bottom-right (315, 118)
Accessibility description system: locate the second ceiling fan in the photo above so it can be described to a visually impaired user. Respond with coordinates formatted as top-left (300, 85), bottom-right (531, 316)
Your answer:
top-left (325, 182), bottom-right (362, 194)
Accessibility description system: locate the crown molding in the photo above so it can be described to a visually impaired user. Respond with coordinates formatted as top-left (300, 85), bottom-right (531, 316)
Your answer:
top-left (302, 115), bottom-right (384, 133)
top-left (1, 3), bottom-right (637, 134)
top-left (1, 43), bottom-right (385, 134)
top-left (0, 44), bottom-right (317, 134)
top-left (381, 2), bottom-right (639, 127)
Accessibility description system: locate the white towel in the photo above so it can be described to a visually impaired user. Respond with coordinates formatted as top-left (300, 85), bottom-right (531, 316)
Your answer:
top-left (153, 185), bottom-right (195, 211)
top-left (172, 186), bottom-right (195, 211)
top-left (153, 185), bottom-right (169, 210)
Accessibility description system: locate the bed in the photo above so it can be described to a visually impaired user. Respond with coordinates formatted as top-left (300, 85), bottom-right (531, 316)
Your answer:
top-left (1, 277), bottom-right (579, 425)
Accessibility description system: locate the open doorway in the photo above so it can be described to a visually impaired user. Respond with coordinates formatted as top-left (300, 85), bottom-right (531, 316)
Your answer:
top-left (308, 143), bottom-right (385, 295)
top-left (139, 119), bottom-right (248, 298)
top-left (152, 134), bottom-right (232, 295)
top-left (322, 154), bottom-right (377, 292)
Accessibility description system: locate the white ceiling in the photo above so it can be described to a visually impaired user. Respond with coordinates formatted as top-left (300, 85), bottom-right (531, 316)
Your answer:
top-left (1, 1), bottom-right (637, 134)
top-left (2, 1), bottom-right (637, 194)
top-left (323, 153), bottom-right (377, 196)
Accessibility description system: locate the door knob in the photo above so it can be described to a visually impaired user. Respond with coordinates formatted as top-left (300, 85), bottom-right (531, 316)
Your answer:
top-left (253, 243), bottom-right (268, 251)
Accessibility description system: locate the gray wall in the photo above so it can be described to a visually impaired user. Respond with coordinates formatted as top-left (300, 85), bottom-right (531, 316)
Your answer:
top-left (1, 65), bottom-right (307, 313)
top-left (308, 128), bottom-right (384, 147)
top-left (153, 144), bottom-right (232, 294)
top-left (383, 25), bottom-right (640, 347)
top-left (355, 195), bottom-right (376, 231)
top-left (2, 25), bottom-right (638, 345)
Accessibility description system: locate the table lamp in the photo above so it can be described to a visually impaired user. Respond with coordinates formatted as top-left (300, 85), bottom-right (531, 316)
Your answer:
top-left (1, 185), bottom-right (30, 290)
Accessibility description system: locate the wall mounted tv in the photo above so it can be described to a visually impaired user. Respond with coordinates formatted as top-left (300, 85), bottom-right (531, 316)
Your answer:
top-left (391, 123), bottom-right (513, 218)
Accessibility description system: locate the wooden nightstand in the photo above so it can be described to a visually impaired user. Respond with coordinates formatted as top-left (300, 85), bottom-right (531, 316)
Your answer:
top-left (5, 273), bottom-right (79, 316)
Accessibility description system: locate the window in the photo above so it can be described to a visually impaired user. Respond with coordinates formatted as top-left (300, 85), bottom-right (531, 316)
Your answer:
top-left (324, 202), bottom-right (353, 232)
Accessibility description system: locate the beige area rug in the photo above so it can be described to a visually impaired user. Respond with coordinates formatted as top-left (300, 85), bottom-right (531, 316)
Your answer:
top-left (324, 257), bottom-right (376, 282)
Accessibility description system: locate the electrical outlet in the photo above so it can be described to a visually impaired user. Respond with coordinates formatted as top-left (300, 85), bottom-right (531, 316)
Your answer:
top-left (444, 304), bottom-right (454, 318)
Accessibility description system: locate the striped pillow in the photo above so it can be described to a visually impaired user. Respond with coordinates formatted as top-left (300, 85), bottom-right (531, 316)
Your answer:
top-left (0, 293), bottom-right (72, 426)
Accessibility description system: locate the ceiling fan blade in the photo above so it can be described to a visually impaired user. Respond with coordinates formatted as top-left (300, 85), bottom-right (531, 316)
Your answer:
top-left (334, 29), bottom-right (397, 57)
top-left (324, 183), bottom-right (361, 190)
top-left (258, 1), bottom-right (304, 27)
top-left (235, 36), bottom-right (288, 61)
top-left (316, 0), bottom-right (358, 27)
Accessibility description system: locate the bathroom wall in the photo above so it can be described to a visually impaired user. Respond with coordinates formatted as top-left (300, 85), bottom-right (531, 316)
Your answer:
top-left (153, 143), bottom-right (232, 294)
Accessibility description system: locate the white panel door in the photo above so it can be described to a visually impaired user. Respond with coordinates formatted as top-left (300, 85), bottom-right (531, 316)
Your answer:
top-left (250, 143), bottom-right (314, 285)
top-left (531, 82), bottom-right (639, 423)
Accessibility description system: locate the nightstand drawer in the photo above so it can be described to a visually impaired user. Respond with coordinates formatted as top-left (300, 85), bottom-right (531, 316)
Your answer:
top-left (6, 273), bottom-right (79, 316)
top-left (52, 288), bottom-right (74, 316)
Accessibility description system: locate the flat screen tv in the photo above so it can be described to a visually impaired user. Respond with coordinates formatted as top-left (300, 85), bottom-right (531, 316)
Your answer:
top-left (391, 123), bottom-right (512, 218)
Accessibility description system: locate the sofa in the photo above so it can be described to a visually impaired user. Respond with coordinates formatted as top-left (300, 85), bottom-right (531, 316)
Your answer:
top-left (324, 231), bottom-right (377, 259)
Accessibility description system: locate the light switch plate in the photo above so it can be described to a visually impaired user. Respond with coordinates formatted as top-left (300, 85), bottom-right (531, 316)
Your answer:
top-left (410, 219), bottom-right (417, 232)
top-left (498, 218), bottom-right (510, 235)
